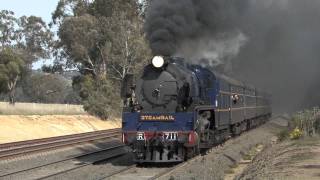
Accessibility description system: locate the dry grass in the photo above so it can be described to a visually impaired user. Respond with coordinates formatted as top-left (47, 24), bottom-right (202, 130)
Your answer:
top-left (289, 107), bottom-right (320, 137)
top-left (0, 102), bottom-right (87, 115)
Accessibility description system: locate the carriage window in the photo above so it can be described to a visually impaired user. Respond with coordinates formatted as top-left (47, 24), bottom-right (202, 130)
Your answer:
top-left (232, 94), bottom-right (239, 104)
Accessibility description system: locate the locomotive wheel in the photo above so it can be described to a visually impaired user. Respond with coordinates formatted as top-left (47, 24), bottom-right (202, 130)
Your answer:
top-left (185, 139), bottom-right (200, 159)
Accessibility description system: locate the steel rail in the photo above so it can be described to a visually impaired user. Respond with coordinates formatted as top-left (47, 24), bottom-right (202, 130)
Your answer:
top-left (0, 144), bottom-right (126, 178)
top-left (0, 128), bottom-right (120, 151)
top-left (0, 129), bottom-right (121, 160)
top-left (36, 149), bottom-right (128, 180)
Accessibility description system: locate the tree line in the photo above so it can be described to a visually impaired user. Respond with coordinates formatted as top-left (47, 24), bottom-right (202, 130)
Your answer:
top-left (0, 0), bottom-right (151, 119)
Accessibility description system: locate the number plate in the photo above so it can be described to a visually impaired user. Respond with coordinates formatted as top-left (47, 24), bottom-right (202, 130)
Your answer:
top-left (163, 132), bottom-right (178, 141)
top-left (136, 132), bottom-right (145, 140)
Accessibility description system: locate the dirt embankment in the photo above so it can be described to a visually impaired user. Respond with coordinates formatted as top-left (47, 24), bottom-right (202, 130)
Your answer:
top-left (237, 136), bottom-right (320, 180)
top-left (0, 102), bottom-right (86, 115)
top-left (158, 118), bottom-right (286, 180)
top-left (0, 115), bottom-right (121, 144)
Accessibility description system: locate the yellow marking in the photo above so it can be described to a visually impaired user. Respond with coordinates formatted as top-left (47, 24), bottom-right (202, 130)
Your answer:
top-left (216, 106), bottom-right (270, 112)
top-left (216, 109), bottom-right (230, 112)
top-left (140, 115), bottom-right (175, 121)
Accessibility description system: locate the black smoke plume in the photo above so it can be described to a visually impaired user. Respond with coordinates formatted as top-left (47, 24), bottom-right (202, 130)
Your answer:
top-left (233, 0), bottom-right (320, 112)
top-left (145, 0), bottom-right (320, 112)
top-left (145, 0), bottom-right (240, 56)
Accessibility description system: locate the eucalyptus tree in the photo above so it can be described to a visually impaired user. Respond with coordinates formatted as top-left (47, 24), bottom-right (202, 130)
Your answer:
top-left (0, 48), bottom-right (25, 104)
top-left (52, 0), bottom-right (151, 118)
top-left (0, 10), bottom-right (53, 103)
top-left (52, 0), bottom-right (150, 81)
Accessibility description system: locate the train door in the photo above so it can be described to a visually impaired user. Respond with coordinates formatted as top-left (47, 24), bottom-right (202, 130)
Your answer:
top-left (195, 107), bottom-right (215, 143)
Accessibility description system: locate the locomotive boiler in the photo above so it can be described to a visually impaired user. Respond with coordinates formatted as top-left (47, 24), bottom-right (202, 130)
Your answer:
top-left (121, 56), bottom-right (271, 163)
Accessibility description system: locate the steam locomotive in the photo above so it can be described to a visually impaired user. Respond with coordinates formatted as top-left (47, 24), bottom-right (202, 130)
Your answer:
top-left (121, 56), bottom-right (271, 163)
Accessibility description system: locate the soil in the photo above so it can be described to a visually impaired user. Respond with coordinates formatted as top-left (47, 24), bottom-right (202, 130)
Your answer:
top-left (225, 144), bottom-right (265, 180)
top-left (0, 115), bottom-right (121, 143)
top-left (158, 118), bottom-right (286, 180)
top-left (237, 136), bottom-right (320, 180)
top-left (158, 116), bottom-right (320, 180)
top-left (2, 114), bottom-right (318, 180)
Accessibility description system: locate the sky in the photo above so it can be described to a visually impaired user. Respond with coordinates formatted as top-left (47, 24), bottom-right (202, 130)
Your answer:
top-left (0, 0), bottom-right (59, 22)
top-left (0, 0), bottom-right (60, 69)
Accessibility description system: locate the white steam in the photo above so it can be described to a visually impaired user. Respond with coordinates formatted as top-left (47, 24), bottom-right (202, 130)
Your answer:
top-left (175, 32), bottom-right (247, 72)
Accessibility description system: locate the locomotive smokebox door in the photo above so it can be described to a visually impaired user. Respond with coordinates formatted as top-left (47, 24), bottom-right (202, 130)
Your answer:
top-left (121, 74), bottom-right (134, 99)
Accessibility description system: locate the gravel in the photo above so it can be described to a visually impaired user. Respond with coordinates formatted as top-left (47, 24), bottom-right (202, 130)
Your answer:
top-left (157, 119), bottom-right (286, 180)
top-left (237, 136), bottom-right (320, 180)
top-left (0, 118), bottom-right (288, 180)
top-left (0, 138), bottom-right (125, 179)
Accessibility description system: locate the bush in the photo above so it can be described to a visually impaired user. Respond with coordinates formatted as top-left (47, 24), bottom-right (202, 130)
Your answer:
top-left (315, 115), bottom-right (320, 134)
top-left (76, 75), bottom-right (121, 120)
top-left (289, 127), bottom-right (303, 140)
top-left (290, 107), bottom-right (320, 137)
top-left (278, 129), bottom-right (290, 141)
top-left (22, 73), bottom-right (74, 104)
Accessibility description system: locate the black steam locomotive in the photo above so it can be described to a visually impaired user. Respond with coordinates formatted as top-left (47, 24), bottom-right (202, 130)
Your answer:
top-left (121, 56), bottom-right (271, 163)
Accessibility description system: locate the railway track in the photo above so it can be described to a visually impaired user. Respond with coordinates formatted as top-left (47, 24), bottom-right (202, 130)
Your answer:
top-left (100, 155), bottom-right (204, 180)
top-left (0, 128), bottom-right (198, 180)
top-left (0, 128), bottom-right (129, 180)
top-left (148, 155), bottom-right (203, 180)
top-left (0, 116), bottom-right (283, 180)
top-left (0, 128), bottom-right (121, 160)
top-left (100, 116), bottom-right (283, 180)
top-left (0, 144), bottom-right (128, 180)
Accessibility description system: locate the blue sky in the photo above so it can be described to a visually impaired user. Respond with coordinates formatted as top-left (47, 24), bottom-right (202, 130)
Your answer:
top-left (0, 0), bottom-right (60, 69)
top-left (0, 0), bottom-right (59, 23)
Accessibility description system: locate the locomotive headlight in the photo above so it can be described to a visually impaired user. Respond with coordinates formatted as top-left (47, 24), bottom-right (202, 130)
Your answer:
top-left (152, 56), bottom-right (165, 68)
